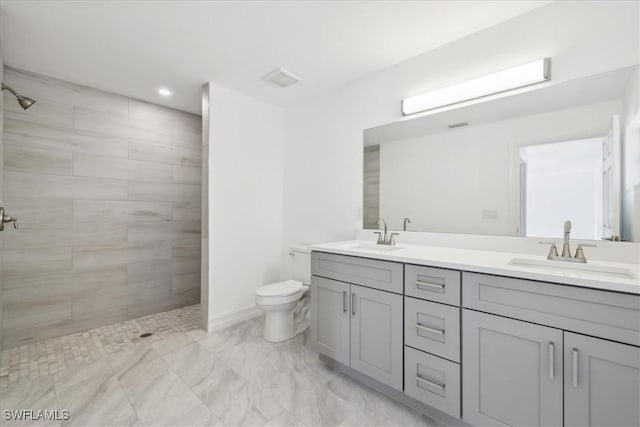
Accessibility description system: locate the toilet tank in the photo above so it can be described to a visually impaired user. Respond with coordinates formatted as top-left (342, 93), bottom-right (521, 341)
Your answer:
top-left (290, 246), bottom-right (311, 284)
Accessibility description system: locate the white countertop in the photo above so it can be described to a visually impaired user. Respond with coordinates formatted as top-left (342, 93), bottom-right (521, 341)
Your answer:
top-left (309, 240), bottom-right (640, 294)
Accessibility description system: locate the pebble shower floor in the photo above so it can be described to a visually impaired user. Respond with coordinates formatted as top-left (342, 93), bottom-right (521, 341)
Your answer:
top-left (0, 304), bottom-right (201, 389)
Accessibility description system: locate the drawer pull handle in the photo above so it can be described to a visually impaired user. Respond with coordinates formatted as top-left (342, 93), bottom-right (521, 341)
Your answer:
top-left (416, 375), bottom-right (445, 391)
top-left (342, 291), bottom-right (347, 313)
top-left (548, 342), bottom-right (554, 380)
top-left (416, 280), bottom-right (445, 291)
top-left (572, 348), bottom-right (579, 388)
top-left (351, 293), bottom-right (356, 316)
top-left (416, 323), bottom-right (445, 335)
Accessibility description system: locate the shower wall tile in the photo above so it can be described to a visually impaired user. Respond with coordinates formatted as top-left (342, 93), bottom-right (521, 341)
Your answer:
top-left (172, 201), bottom-right (202, 221)
top-left (126, 258), bottom-right (200, 284)
top-left (128, 98), bottom-right (201, 131)
top-left (73, 241), bottom-right (172, 269)
top-left (73, 200), bottom-right (173, 223)
top-left (4, 94), bottom-right (74, 128)
top-left (4, 67), bottom-right (129, 115)
top-left (4, 120), bottom-right (129, 158)
top-left (128, 181), bottom-right (201, 202)
top-left (3, 198), bottom-right (73, 224)
top-left (129, 140), bottom-right (201, 166)
top-left (2, 265), bottom-right (128, 291)
top-left (3, 223), bottom-right (127, 249)
top-left (1, 69), bottom-right (202, 349)
top-left (127, 221), bottom-right (201, 242)
top-left (4, 145), bottom-right (73, 175)
top-left (5, 172), bottom-right (128, 200)
top-left (73, 153), bottom-right (173, 181)
top-left (172, 165), bottom-right (202, 183)
top-left (171, 238), bottom-right (200, 258)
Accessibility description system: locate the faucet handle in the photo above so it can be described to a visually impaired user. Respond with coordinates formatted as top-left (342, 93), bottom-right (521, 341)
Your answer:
top-left (574, 243), bottom-right (595, 262)
top-left (539, 241), bottom-right (558, 259)
top-left (389, 232), bottom-right (399, 246)
top-left (374, 232), bottom-right (383, 244)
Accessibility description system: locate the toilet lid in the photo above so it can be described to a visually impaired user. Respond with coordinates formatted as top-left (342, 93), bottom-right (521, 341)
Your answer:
top-left (256, 280), bottom-right (303, 297)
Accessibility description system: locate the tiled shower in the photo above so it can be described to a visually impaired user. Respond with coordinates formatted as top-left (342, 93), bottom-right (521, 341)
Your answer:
top-left (0, 68), bottom-right (202, 349)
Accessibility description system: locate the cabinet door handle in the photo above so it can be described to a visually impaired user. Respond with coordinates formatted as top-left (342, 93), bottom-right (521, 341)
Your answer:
top-left (416, 323), bottom-right (445, 335)
top-left (351, 293), bottom-right (356, 316)
top-left (416, 375), bottom-right (445, 391)
top-left (342, 291), bottom-right (347, 313)
top-left (548, 342), bottom-right (555, 380)
top-left (572, 348), bottom-right (579, 387)
top-left (415, 280), bottom-right (445, 291)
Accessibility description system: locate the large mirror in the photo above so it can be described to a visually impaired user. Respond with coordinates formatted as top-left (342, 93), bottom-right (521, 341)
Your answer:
top-left (363, 65), bottom-right (640, 242)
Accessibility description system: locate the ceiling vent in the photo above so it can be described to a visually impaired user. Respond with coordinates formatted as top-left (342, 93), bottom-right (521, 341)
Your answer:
top-left (263, 68), bottom-right (303, 88)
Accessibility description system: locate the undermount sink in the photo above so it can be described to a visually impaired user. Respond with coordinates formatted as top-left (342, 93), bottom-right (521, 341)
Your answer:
top-left (508, 257), bottom-right (635, 279)
top-left (349, 242), bottom-right (405, 252)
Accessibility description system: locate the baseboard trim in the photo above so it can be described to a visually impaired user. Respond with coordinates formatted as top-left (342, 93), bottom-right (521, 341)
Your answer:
top-left (207, 304), bottom-right (263, 331)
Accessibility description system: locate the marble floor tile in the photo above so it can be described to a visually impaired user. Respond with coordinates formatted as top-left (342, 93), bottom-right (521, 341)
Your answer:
top-left (264, 411), bottom-right (308, 427)
top-left (0, 306), bottom-right (444, 427)
top-left (266, 369), bottom-right (352, 427)
top-left (55, 374), bottom-right (139, 427)
top-left (187, 328), bottom-right (245, 355)
top-left (151, 331), bottom-right (195, 355)
top-left (0, 376), bottom-right (60, 427)
top-left (53, 358), bottom-right (112, 391)
top-left (125, 368), bottom-right (211, 426)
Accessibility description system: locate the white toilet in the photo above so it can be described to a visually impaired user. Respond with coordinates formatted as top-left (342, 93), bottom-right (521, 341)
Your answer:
top-left (255, 246), bottom-right (310, 342)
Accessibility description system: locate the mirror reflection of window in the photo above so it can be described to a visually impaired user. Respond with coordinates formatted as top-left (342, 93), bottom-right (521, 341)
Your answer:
top-left (519, 138), bottom-right (604, 240)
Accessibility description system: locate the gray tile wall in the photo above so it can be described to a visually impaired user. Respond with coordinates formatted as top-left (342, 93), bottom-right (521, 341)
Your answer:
top-left (363, 145), bottom-right (380, 229)
top-left (0, 48), bottom-right (4, 348)
top-left (1, 68), bottom-right (202, 349)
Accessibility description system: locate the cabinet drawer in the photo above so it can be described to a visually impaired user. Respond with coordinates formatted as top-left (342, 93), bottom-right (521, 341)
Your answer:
top-left (405, 297), bottom-right (460, 362)
top-left (404, 346), bottom-right (460, 419)
top-left (405, 264), bottom-right (460, 306)
top-left (311, 251), bottom-right (403, 294)
top-left (463, 272), bottom-right (640, 346)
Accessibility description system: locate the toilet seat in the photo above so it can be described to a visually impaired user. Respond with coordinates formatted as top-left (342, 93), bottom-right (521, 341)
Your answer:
top-left (256, 280), bottom-right (303, 297)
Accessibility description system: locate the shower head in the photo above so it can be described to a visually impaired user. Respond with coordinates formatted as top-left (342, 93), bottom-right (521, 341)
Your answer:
top-left (1, 83), bottom-right (36, 110)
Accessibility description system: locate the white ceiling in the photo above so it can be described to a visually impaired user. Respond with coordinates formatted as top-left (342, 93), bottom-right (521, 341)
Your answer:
top-left (0, 1), bottom-right (550, 114)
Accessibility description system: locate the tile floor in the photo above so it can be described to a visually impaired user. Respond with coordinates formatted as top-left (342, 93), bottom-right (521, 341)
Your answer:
top-left (0, 305), bottom-right (442, 426)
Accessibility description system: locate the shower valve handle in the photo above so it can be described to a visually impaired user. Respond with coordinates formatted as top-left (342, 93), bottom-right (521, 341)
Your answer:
top-left (0, 207), bottom-right (18, 231)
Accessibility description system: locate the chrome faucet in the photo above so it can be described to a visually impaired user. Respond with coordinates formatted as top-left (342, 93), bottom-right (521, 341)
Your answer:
top-left (540, 220), bottom-right (595, 263)
top-left (403, 217), bottom-right (411, 231)
top-left (374, 218), bottom-right (398, 245)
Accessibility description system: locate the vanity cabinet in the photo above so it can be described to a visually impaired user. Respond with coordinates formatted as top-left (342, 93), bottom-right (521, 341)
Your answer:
top-left (350, 284), bottom-right (403, 389)
top-left (462, 310), bottom-right (563, 427)
top-left (310, 252), bottom-right (404, 390)
top-left (310, 249), bottom-right (640, 427)
top-left (310, 276), bottom-right (350, 365)
top-left (564, 333), bottom-right (640, 427)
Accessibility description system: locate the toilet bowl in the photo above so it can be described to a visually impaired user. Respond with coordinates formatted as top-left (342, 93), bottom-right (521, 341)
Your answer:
top-left (255, 246), bottom-right (311, 342)
top-left (256, 280), bottom-right (309, 342)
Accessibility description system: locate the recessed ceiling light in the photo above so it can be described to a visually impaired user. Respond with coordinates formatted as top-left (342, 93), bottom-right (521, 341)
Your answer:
top-left (158, 87), bottom-right (173, 97)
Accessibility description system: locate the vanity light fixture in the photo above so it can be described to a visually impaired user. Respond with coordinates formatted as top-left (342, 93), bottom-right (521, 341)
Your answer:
top-left (157, 87), bottom-right (173, 97)
top-left (402, 58), bottom-right (551, 116)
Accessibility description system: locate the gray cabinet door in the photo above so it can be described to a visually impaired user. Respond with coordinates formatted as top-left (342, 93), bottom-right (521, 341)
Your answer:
top-left (564, 332), bottom-right (640, 427)
top-left (462, 310), bottom-right (563, 427)
top-left (350, 284), bottom-right (403, 390)
top-left (310, 276), bottom-right (350, 365)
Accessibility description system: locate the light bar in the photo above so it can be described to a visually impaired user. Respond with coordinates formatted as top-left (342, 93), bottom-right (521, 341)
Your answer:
top-left (402, 58), bottom-right (551, 116)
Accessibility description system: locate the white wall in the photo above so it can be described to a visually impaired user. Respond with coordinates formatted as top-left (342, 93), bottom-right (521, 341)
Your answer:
top-left (206, 83), bottom-right (284, 328)
top-left (378, 101), bottom-right (621, 237)
top-left (622, 67), bottom-right (640, 241)
top-left (283, 1), bottom-right (639, 264)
